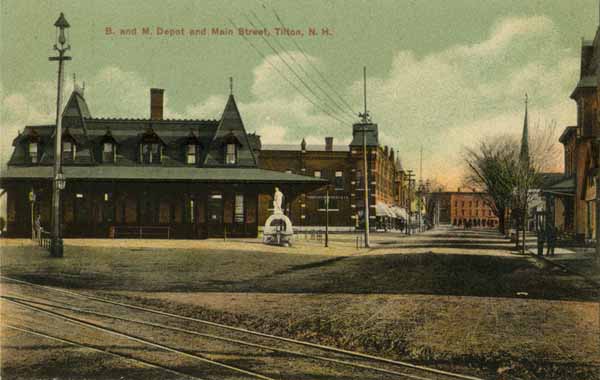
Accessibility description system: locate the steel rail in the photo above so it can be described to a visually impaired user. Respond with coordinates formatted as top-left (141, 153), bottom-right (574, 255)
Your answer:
top-left (1, 275), bottom-right (485, 380)
top-left (2, 297), bottom-right (277, 380)
top-left (4, 294), bottom-right (436, 380)
top-left (2, 323), bottom-right (204, 380)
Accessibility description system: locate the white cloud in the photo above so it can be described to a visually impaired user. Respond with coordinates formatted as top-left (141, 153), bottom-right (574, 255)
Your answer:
top-left (0, 14), bottom-right (579, 190)
top-left (454, 16), bottom-right (554, 57)
top-left (342, 15), bottom-right (576, 188)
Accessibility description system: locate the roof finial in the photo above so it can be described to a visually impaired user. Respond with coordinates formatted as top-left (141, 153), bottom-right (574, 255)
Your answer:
top-left (229, 76), bottom-right (233, 95)
top-left (73, 72), bottom-right (77, 91)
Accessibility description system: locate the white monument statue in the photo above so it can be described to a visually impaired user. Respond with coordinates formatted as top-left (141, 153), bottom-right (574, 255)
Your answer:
top-left (263, 187), bottom-right (293, 246)
top-left (273, 187), bottom-right (284, 214)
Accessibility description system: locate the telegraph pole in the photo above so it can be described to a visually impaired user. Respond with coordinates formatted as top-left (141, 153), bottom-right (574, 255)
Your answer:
top-left (419, 146), bottom-right (423, 232)
top-left (406, 170), bottom-right (414, 235)
top-left (49, 13), bottom-right (71, 258)
top-left (358, 66), bottom-right (371, 248)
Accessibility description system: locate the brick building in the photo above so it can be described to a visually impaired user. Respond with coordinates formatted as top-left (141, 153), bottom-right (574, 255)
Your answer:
top-left (427, 190), bottom-right (499, 227)
top-left (547, 15), bottom-right (599, 241)
top-left (258, 121), bottom-right (411, 230)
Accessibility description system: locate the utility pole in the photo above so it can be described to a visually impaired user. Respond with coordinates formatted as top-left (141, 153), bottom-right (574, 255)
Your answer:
top-left (49, 13), bottom-right (71, 258)
top-left (406, 170), bottom-right (414, 235)
top-left (325, 186), bottom-right (329, 247)
top-left (419, 146), bottom-right (423, 232)
top-left (358, 66), bottom-right (371, 248)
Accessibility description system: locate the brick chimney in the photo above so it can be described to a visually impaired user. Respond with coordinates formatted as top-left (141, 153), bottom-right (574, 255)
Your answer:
top-left (325, 137), bottom-right (333, 151)
top-left (150, 88), bottom-right (164, 120)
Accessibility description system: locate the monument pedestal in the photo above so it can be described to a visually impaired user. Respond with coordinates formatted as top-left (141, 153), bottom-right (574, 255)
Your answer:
top-left (263, 211), bottom-right (294, 246)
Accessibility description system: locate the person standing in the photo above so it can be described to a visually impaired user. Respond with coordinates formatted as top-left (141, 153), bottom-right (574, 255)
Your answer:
top-left (537, 225), bottom-right (545, 256)
top-left (546, 225), bottom-right (556, 257)
top-left (34, 214), bottom-right (42, 240)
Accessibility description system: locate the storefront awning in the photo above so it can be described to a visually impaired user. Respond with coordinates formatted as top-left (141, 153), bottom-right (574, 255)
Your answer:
top-left (375, 203), bottom-right (395, 217)
top-left (542, 176), bottom-right (575, 197)
top-left (391, 206), bottom-right (408, 220)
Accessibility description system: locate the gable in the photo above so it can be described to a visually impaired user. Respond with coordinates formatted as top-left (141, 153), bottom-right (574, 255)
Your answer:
top-left (203, 95), bottom-right (257, 167)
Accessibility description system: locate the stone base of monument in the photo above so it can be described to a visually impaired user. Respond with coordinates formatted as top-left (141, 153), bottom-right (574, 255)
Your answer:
top-left (263, 212), bottom-right (294, 246)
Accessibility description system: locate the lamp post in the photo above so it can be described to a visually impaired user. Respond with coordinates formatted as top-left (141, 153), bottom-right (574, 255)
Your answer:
top-left (325, 185), bottom-right (330, 248)
top-left (28, 189), bottom-right (36, 240)
top-left (49, 13), bottom-right (71, 258)
top-left (593, 137), bottom-right (600, 265)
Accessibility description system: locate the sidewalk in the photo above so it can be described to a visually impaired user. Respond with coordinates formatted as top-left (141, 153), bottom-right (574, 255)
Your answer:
top-left (524, 236), bottom-right (600, 287)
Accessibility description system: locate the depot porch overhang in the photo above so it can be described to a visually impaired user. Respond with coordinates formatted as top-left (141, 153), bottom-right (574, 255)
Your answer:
top-left (0, 166), bottom-right (328, 189)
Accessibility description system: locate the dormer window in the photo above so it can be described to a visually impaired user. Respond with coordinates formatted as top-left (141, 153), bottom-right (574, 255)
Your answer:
top-left (141, 143), bottom-right (161, 164)
top-left (225, 143), bottom-right (237, 164)
top-left (63, 141), bottom-right (76, 160)
top-left (28, 142), bottom-right (39, 163)
top-left (103, 142), bottom-right (116, 163)
top-left (186, 144), bottom-right (197, 164)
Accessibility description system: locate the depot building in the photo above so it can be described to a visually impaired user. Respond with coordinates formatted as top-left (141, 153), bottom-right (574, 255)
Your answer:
top-left (1, 87), bottom-right (325, 239)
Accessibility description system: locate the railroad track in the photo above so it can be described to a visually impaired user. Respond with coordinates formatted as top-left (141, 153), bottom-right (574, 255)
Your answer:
top-left (1, 275), bottom-right (485, 380)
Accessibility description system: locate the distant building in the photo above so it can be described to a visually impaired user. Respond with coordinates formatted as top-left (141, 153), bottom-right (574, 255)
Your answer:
top-left (0, 87), bottom-right (325, 238)
top-left (258, 123), bottom-right (411, 230)
top-left (427, 190), bottom-right (499, 228)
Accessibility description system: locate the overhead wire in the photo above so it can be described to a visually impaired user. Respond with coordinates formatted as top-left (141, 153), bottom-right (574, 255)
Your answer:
top-left (249, 9), bottom-right (355, 121)
top-left (228, 17), bottom-right (352, 126)
top-left (271, 7), bottom-right (357, 115)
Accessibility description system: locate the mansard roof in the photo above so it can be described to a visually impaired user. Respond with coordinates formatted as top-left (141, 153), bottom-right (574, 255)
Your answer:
top-left (6, 89), bottom-right (264, 169)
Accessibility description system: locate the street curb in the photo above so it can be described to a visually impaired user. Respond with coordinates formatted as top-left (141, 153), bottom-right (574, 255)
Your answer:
top-left (527, 250), bottom-right (600, 289)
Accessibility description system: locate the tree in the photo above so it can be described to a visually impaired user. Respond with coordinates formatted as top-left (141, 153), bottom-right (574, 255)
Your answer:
top-left (464, 136), bottom-right (519, 234)
top-left (463, 122), bottom-right (557, 237)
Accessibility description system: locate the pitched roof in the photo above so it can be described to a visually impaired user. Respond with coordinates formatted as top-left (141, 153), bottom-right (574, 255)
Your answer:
top-left (570, 75), bottom-right (597, 98)
top-left (63, 91), bottom-right (91, 119)
top-left (543, 176), bottom-right (575, 196)
top-left (559, 126), bottom-right (577, 143)
top-left (537, 172), bottom-right (565, 188)
top-left (204, 95), bottom-right (257, 167)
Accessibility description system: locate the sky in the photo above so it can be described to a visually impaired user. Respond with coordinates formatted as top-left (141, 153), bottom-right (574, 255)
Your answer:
top-left (1, 0), bottom-right (598, 189)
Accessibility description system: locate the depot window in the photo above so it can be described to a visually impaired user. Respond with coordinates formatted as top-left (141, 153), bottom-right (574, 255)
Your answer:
top-left (141, 143), bottom-right (161, 164)
top-left (63, 141), bottom-right (76, 160)
top-left (28, 142), bottom-right (39, 164)
top-left (186, 144), bottom-right (197, 164)
top-left (225, 143), bottom-right (237, 164)
top-left (103, 142), bottom-right (115, 163)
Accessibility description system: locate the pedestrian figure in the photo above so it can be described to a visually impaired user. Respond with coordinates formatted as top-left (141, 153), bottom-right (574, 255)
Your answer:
top-left (537, 225), bottom-right (545, 256)
top-left (546, 225), bottom-right (556, 256)
top-left (34, 214), bottom-right (41, 240)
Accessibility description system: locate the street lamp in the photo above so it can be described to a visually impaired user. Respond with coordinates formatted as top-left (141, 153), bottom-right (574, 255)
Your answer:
top-left (28, 188), bottom-right (36, 240)
top-left (49, 12), bottom-right (71, 258)
top-left (593, 137), bottom-right (600, 264)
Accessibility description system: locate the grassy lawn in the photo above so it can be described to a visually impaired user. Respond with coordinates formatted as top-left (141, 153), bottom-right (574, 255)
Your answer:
top-left (1, 238), bottom-right (599, 379)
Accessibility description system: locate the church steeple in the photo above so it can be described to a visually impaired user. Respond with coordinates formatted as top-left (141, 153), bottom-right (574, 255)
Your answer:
top-left (519, 94), bottom-right (530, 168)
